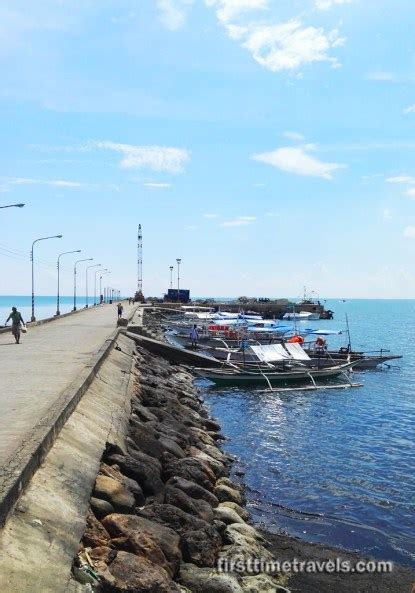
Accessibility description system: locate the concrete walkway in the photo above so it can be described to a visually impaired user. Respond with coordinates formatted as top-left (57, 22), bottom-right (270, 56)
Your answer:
top-left (0, 333), bottom-right (135, 593)
top-left (0, 303), bottom-right (135, 474)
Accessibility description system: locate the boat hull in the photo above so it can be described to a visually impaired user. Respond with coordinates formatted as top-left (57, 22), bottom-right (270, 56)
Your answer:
top-left (194, 361), bottom-right (357, 386)
top-left (307, 351), bottom-right (402, 369)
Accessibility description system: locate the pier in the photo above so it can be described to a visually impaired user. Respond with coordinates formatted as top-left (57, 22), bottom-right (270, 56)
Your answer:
top-left (0, 302), bottom-right (136, 525)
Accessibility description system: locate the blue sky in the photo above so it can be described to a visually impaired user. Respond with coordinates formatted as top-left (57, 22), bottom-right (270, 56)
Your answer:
top-left (1, 0), bottom-right (415, 298)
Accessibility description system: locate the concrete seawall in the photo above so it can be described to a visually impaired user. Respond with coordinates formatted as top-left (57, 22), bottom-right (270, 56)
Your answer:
top-left (0, 302), bottom-right (137, 526)
top-left (0, 332), bottom-right (136, 592)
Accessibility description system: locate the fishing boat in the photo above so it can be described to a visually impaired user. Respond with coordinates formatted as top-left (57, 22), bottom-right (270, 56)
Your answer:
top-left (300, 329), bottom-right (402, 369)
top-left (283, 310), bottom-right (320, 321)
top-left (192, 359), bottom-right (361, 389)
top-left (306, 349), bottom-right (402, 369)
top-left (195, 338), bottom-right (402, 370)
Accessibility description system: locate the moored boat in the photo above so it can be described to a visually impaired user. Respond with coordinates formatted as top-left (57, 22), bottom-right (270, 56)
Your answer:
top-left (192, 359), bottom-right (361, 388)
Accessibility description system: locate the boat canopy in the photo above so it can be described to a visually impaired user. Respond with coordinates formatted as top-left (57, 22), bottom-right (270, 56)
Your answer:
top-left (247, 325), bottom-right (290, 333)
top-left (284, 342), bottom-right (312, 360)
top-left (305, 329), bottom-right (343, 336)
top-left (250, 343), bottom-right (312, 362)
top-left (250, 344), bottom-right (292, 362)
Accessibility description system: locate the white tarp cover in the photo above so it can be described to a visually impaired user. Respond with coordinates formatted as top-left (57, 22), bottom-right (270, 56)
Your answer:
top-left (284, 342), bottom-right (311, 361)
top-left (250, 344), bottom-right (292, 362)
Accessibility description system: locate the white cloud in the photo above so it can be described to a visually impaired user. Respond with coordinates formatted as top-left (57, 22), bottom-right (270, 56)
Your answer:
top-left (237, 20), bottom-right (345, 72)
top-left (403, 226), bottom-right (415, 238)
top-left (203, 213), bottom-right (220, 218)
top-left (403, 104), bottom-right (415, 114)
top-left (156, 0), bottom-right (193, 31)
top-left (93, 141), bottom-right (190, 173)
top-left (283, 131), bottom-right (305, 142)
top-left (315, 0), bottom-right (354, 10)
top-left (406, 188), bottom-right (415, 199)
top-left (252, 145), bottom-right (344, 179)
top-left (386, 175), bottom-right (415, 184)
top-left (143, 182), bottom-right (172, 188)
top-left (206, 2), bottom-right (345, 73)
top-left (3, 177), bottom-right (88, 188)
top-left (205, 0), bottom-right (268, 23)
top-left (186, 225), bottom-right (198, 230)
top-left (220, 216), bottom-right (256, 227)
top-left (366, 71), bottom-right (394, 82)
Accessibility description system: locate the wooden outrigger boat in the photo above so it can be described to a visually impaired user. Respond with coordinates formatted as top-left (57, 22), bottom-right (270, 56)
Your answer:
top-left (192, 359), bottom-right (363, 391)
top-left (200, 343), bottom-right (402, 370)
top-left (306, 349), bottom-right (402, 369)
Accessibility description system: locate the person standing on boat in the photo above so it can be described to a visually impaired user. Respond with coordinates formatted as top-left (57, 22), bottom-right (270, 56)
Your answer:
top-left (189, 324), bottom-right (198, 348)
top-left (5, 307), bottom-right (25, 344)
top-left (314, 336), bottom-right (327, 352)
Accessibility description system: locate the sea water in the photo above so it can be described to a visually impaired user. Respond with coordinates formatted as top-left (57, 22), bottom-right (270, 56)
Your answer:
top-left (0, 295), bottom-right (97, 324)
top-left (199, 299), bottom-right (415, 568)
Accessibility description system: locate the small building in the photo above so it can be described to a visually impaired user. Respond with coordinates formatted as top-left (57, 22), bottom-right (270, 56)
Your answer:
top-left (164, 289), bottom-right (190, 303)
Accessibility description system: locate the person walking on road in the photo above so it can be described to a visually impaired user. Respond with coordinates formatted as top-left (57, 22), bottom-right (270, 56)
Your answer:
top-left (5, 307), bottom-right (25, 344)
top-left (117, 303), bottom-right (124, 319)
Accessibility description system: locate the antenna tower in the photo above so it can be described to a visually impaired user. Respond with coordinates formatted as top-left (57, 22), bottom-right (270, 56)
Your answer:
top-left (137, 224), bottom-right (143, 293)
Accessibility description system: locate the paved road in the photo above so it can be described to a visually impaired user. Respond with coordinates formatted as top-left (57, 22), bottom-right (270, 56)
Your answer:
top-left (0, 303), bottom-right (135, 468)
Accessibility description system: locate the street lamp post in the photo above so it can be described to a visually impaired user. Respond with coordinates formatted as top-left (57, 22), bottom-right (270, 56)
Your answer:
top-left (170, 266), bottom-right (174, 289)
top-left (0, 203), bottom-right (25, 209)
top-left (31, 234), bottom-right (63, 322)
top-left (95, 268), bottom-right (107, 305)
top-left (56, 249), bottom-right (81, 316)
top-left (86, 264), bottom-right (101, 308)
top-left (73, 258), bottom-right (93, 311)
top-left (100, 271), bottom-right (110, 304)
top-left (176, 258), bottom-right (181, 303)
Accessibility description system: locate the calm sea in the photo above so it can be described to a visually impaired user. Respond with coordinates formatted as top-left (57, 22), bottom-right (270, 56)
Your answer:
top-left (0, 295), bottom-right (98, 323)
top-left (199, 299), bottom-right (415, 568)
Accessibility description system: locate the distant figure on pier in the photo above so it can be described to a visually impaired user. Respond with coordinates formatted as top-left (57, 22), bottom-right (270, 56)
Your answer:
top-left (117, 303), bottom-right (124, 319)
top-left (5, 307), bottom-right (25, 344)
top-left (128, 297), bottom-right (132, 305)
top-left (189, 324), bottom-right (198, 348)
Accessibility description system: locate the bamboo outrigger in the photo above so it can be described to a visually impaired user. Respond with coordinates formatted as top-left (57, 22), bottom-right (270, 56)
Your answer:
top-left (192, 359), bottom-right (363, 391)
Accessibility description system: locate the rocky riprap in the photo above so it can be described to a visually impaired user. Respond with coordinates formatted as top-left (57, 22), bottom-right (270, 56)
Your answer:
top-left (74, 345), bottom-right (289, 592)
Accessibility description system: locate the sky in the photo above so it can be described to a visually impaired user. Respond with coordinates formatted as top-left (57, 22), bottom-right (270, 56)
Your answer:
top-left (1, 0), bottom-right (415, 299)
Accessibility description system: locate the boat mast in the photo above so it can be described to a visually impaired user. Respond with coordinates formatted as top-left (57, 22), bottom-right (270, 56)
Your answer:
top-left (345, 312), bottom-right (352, 352)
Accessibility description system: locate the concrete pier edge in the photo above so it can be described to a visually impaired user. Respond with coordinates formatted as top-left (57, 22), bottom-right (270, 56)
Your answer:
top-left (0, 333), bottom-right (136, 593)
top-left (0, 325), bottom-right (123, 527)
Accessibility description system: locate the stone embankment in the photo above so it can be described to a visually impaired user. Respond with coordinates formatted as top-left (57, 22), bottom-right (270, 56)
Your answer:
top-left (75, 344), bottom-right (289, 592)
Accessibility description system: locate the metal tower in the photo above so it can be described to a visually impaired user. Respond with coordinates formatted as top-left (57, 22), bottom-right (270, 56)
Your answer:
top-left (137, 224), bottom-right (143, 294)
top-left (134, 224), bottom-right (144, 302)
